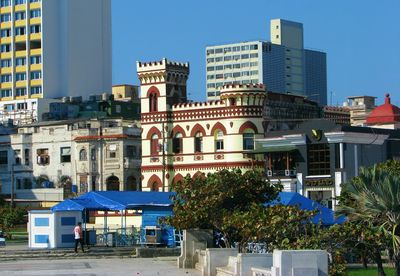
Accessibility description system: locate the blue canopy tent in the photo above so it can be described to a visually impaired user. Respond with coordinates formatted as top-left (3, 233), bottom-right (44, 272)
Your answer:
top-left (268, 192), bottom-right (346, 226)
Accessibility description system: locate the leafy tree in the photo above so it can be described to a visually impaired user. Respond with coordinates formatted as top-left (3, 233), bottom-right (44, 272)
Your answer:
top-left (0, 206), bottom-right (27, 238)
top-left (166, 169), bottom-right (282, 248)
top-left (338, 165), bottom-right (400, 276)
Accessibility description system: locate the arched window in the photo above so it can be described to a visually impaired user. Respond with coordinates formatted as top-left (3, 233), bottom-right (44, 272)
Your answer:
top-left (194, 132), bottom-right (203, 153)
top-left (215, 130), bottom-right (224, 151)
top-left (173, 132), bottom-right (183, 154)
top-left (79, 149), bottom-right (87, 161)
top-left (151, 134), bottom-right (159, 156)
top-left (243, 129), bottom-right (255, 150)
top-left (149, 93), bottom-right (158, 112)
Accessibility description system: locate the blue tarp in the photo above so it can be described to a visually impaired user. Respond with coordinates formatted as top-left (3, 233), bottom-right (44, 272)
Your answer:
top-left (51, 191), bottom-right (174, 212)
top-left (268, 192), bottom-right (346, 226)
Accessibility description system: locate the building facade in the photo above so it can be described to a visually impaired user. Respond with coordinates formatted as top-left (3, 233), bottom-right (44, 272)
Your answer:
top-left (346, 95), bottom-right (376, 126)
top-left (0, 0), bottom-right (112, 125)
top-left (139, 58), bottom-right (265, 192)
top-left (0, 118), bottom-right (141, 206)
top-left (206, 19), bottom-right (327, 105)
top-left (255, 119), bottom-right (400, 210)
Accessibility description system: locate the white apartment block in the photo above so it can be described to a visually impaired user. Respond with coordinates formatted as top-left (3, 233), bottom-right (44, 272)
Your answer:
top-left (0, 0), bottom-right (112, 125)
top-left (206, 19), bottom-right (327, 105)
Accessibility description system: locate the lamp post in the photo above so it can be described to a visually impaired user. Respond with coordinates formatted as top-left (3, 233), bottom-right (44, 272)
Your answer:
top-left (10, 163), bottom-right (14, 208)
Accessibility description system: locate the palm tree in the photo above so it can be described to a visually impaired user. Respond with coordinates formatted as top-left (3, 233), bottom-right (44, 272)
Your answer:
top-left (338, 165), bottom-right (400, 276)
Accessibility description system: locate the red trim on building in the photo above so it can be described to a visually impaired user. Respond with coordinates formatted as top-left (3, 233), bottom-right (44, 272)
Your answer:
top-left (146, 126), bottom-right (162, 140)
top-left (147, 174), bottom-right (162, 190)
top-left (170, 125), bottom-right (187, 138)
top-left (190, 123), bottom-right (207, 136)
top-left (146, 86), bottom-right (161, 97)
top-left (210, 122), bottom-right (227, 135)
top-left (141, 161), bottom-right (264, 171)
top-left (239, 121), bottom-right (259, 134)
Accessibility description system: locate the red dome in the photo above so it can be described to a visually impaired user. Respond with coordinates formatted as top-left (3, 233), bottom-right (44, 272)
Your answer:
top-left (366, 94), bottom-right (400, 125)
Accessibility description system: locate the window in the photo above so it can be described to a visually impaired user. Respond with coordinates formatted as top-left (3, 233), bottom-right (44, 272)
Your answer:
top-left (126, 145), bottom-right (137, 158)
top-left (0, 59), bottom-right (10, 68)
top-left (232, 46), bottom-right (240, 52)
top-left (15, 12), bottom-right (25, 20)
top-left (250, 44), bottom-right (258, 50)
top-left (30, 9), bottom-right (41, 18)
top-left (250, 61), bottom-right (258, 67)
top-left (30, 0), bottom-right (40, 2)
top-left (215, 48), bottom-right (223, 54)
top-left (232, 72), bottom-right (240, 78)
top-left (79, 149), bottom-right (87, 161)
top-left (233, 63), bottom-right (240, 69)
top-left (31, 86), bottom-right (42, 95)
top-left (15, 27), bottom-right (26, 36)
top-left (206, 49), bottom-right (214, 55)
top-left (15, 0), bottom-right (26, 5)
top-left (308, 144), bottom-right (330, 175)
top-left (16, 57), bottom-right (26, 66)
top-left (224, 64), bottom-right (232, 69)
top-left (16, 73), bottom-right (26, 81)
top-left (107, 144), bottom-right (117, 159)
top-left (215, 130), bottom-right (224, 151)
top-left (14, 149), bottom-right (21, 165)
top-left (206, 58), bottom-right (214, 63)
top-left (194, 132), bottom-right (203, 153)
top-left (241, 54), bottom-right (249, 59)
top-left (0, 44), bottom-right (10, 53)
top-left (215, 74), bottom-right (223, 79)
top-left (250, 53), bottom-right (258, 58)
top-left (206, 75), bottom-right (215, 80)
top-left (0, 14), bottom-right (11, 22)
top-left (207, 83), bottom-right (215, 88)
top-left (24, 149), bottom-right (30, 165)
top-left (243, 131), bottom-right (255, 150)
top-left (60, 147), bottom-right (71, 163)
top-left (16, 88), bottom-right (26, 97)
top-left (206, 66), bottom-right (215, 72)
top-left (151, 134), bottom-right (159, 156)
top-left (215, 57), bottom-right (223, 62)
top-left (37, 149), bottom-right (49, 165)
top-left (0, 0), bottom-right (10, 7)
top-left (241, 45), bottom-right (250, 51)
top-left (30, 25), bottom-right (41, 33)
top-left (149, 92), bottom-right (158, 112)
top-left (0, 28), bottom-right (11, 37)
top-left (241, 62), bottom-right (249, 68)
top-left (30, 55), bottom-right (41, 64)
top-left (1, 74), bottom-right (11, 83)
top-left (0, 151), bottom-right (8, 165)
top-left (223, 56), bottom-right (232, 61)
top-left (17, 102), bottom-right (27, 110)
top-left (172, 132), bottom-right (183, 154)
top-left (90, 148), bottom-right (96, 161)
top-left (30, 71), bottom-right (41, 80)
top-left (216, 65), bottom-right (223, 70)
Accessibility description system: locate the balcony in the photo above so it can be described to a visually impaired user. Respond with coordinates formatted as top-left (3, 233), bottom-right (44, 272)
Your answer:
top-left (266, 169), bottom-right (297, 178)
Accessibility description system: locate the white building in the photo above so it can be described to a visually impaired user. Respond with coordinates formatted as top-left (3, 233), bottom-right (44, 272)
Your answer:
top-left (206, 19), bottom-right (327, 105)
top-left (0, 118), bottom-right (141, 207)
top-left (0, 0), bottom-right (112, 125)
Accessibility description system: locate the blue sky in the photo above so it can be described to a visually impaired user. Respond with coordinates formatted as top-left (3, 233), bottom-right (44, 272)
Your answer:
top-left (112, 0), bottom-right (400, 106)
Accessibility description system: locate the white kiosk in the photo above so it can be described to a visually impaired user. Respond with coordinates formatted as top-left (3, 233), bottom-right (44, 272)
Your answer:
top-left (28, 210), bottom-right (82, 249)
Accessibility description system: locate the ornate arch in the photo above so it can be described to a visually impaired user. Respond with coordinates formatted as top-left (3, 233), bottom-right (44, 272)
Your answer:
top-left (171, 125), bottom-right (186, 138)
top-left (210, 122), bottom-right (227, 135)
top-left (147, 174), bottom-right (162, 191)
top-left (146, 126), bottom-right (162, 140)
top-left (192, 171), bottom-right (206, 180)
top-left (172, 173), bottom-right (184, 185)
top-left (146, 86), bottom-right (161, 97)
top-left (190, 123), bottom-right (206, 137)
top-left (239, 121), bottom-right (259, 134)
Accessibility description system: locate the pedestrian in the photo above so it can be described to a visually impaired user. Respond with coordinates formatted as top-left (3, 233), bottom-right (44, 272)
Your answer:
top-left (74, 222), bottom-right (85, 253)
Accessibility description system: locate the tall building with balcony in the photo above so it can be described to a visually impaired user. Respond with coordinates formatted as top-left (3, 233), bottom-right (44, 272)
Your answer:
top-left (206, 19), bottom-right (327, 105)
top-left (0, 0), bottom-right (112, 125)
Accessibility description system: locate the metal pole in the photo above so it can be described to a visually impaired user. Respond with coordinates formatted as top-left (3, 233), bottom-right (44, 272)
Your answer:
top-left (162, 121), bottom-right (166, 192)
top-left (10, 164), bottom-right (14, 208)
top-left (99, 123), bottom-right (104, 191)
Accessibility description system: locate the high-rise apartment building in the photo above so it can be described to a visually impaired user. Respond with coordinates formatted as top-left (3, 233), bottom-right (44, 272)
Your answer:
top-left (206, 19), bottom-right (327, 105)
top-left (0, 0), bottom-right (112, 125)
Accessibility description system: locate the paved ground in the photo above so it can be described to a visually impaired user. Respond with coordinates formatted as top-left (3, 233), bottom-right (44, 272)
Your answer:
top-left (0, 257), bottom-right (200, 276)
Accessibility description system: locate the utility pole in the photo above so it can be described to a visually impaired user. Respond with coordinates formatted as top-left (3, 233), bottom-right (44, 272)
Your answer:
top-left (161, 121), bottom-right (166, 192)
top-left (10, 164), bottom-right (14, 208)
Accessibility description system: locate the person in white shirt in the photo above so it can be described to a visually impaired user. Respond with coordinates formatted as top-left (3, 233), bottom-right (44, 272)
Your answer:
top-left (74, 222), bottom-right (85, 253)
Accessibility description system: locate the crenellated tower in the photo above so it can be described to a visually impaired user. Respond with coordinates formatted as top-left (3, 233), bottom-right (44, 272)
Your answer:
top-left (137, 58), bottom-right (190, 114)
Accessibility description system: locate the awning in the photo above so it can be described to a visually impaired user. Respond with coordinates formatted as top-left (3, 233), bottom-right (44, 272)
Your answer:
top-left (266, 192), bottom-right (346, 226)
top-left (51, 191), bottom-right (175, 212)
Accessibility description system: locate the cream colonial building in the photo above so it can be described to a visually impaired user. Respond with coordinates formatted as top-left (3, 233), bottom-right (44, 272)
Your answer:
top-left (0, 118), bottom-right (141, 206)
top-left (139, 58), bottom-right (265, 192)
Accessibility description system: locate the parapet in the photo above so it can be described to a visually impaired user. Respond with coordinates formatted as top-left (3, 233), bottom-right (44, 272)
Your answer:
top-left (137, 58), bottom-right (190, 73)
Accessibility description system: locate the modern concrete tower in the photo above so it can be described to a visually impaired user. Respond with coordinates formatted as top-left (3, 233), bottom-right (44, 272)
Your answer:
top-left (206, 19), bottom-right (327, 105)
top-left (0, 0), bottom-right (112, 125)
